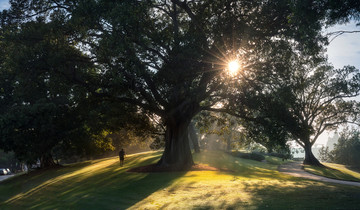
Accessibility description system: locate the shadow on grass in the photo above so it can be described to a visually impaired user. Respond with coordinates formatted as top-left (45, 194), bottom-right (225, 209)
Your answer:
top-left (0, 151), bottom-right (186, 209)
top-left (193, 151), bottom-right (285, 180)
top-left (6, 150), bottom-right (359, 209)
top-left (306, 164), bottom-right (360, 182)
top-left (0, 161), bottom-right (97, 204)
top-left (188, 178), bottom-right (360, 209)
top-left (243, 181), bottom-right (360, 209)
top-left (345, 165), bottom-right (360, 173)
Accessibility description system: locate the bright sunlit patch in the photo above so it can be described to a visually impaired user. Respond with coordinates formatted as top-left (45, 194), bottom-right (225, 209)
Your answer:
top-left (228, 60), bottom-right (240, 75)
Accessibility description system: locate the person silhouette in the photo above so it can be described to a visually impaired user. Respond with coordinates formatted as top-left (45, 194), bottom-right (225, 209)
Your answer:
top-left (119, 148), bottom-right (125, 166)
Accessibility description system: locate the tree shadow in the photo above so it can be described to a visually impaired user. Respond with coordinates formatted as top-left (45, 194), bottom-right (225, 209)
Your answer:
top-left (187, 179), bottom-right (360, 209)
top-left (0, 161), bottom-right (97, 204)
top-left (345, 165), bottom-right (360, 173)
top-left (0, 152), bottom-right (186, 209)
top-left (235, 180), bottom-right (360, 209)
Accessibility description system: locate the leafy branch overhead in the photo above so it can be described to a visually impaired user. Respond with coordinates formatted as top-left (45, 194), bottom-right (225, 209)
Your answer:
top-left (1, 0), bottom-right (360, 168)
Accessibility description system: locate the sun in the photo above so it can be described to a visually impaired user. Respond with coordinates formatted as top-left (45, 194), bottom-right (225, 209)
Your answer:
top-left (228, 60), bottom-right (240, 75)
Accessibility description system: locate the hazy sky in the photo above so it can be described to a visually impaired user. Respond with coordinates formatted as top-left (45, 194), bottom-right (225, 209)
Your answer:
top-left (0, 0), bottom-right (9, 11)
top-left (325, 22), bottom-right (360, 69)
top-left (1, 0), bottom-right (359, 144)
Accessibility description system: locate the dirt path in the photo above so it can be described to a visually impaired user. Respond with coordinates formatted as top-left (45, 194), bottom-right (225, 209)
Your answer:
top-left (278, 161), bottom-right (360, 187)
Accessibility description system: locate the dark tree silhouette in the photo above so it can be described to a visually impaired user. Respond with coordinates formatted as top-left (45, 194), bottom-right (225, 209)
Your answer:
top-left (0, 14), bottom-right (153, 167)
top-left (0, 0), bottom-right (340, 170)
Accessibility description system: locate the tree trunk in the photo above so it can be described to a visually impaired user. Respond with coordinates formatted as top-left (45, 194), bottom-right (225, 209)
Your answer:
top-left (157, 119), bottom-right (194, 170)
top-left (303, 141), bottom-right (324, 167)
top-left (40, 153), bottom-right (56, 168)
top-left (188, 122), bottom-right (200, 153)
top-left (226, 134), bottom-right (232, 152)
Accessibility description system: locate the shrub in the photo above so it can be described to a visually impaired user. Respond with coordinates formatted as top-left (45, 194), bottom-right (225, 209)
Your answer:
top-left (268, 152), bottom-right (291, 160)
top-left (230, 151), bottom-right (265, 161)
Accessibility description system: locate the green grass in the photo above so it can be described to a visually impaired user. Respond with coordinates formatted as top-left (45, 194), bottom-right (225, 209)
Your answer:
top-left (304, 162), bottom-right (360, 182)
top-left (0, 151), bottom-right (359, 209)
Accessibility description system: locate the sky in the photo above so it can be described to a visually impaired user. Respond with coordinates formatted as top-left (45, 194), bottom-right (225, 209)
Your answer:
top-left (0, 0), bottom-right (9, 11)
top-left (316, 22), bottom-right (360, 145)
top-left (325, 22), bottom-right (360, 69)
top-left (1, 1), bottom-right (359, 144)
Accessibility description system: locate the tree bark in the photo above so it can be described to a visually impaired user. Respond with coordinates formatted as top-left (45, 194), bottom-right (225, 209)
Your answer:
top-left (302, 141), bottom-right (324, 167)
top-left (157, 118), bottom-right (194, 170)
top-left (226, 134), bottom-right (232, 152)
top-left (188, 122), bottom-right (200, 153)
top-left (40, 153), bottom-right (57, 168)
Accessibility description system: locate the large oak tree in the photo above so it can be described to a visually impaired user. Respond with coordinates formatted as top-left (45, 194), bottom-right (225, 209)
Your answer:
top-left (1, 0), bottom-right (332, 169)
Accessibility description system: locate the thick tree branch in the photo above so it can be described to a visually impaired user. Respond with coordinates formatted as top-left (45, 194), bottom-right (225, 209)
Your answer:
top-left (171, 0), bottom-right (196, 20)
top-left (142, 72), bottom-right (169, 107)
top-left (295, 139), bottom-right (305, 148)
top-left (113, 96), bottom-right (165, 117)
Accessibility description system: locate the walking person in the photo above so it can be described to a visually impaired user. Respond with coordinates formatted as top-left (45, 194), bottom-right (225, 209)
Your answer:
top-left (119, 148), bottom-right (125, 167)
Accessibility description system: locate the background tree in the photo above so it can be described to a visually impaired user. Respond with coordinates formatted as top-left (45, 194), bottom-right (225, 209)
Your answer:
top-left (188, 122), bottom-right (200, 153)
top-left (319, 128), bottom-right (360, 167)
top-left (284, 64), bottom-right (360, 166)
top-left (0, 149), bottom-right (18, 171)
top-left (0, 18), bottom-right (92, 167)
top-left (318, 145), bottom-right (333, 163)
top-left (234, 55), bottom-right (360, 166)
top-left (194, 112), bottom-right (248, 152)
top-left (235, 0), bottom-right (360, 166)
top-left (0, 13), bottom-right (154, 167)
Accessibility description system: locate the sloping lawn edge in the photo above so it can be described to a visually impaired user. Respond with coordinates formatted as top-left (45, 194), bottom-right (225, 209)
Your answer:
top-left (304, 163), bottom-right (360, 182)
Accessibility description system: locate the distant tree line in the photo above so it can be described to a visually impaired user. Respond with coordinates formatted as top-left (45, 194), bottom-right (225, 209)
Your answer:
top-left (319, 129), bottom-right (360, 167)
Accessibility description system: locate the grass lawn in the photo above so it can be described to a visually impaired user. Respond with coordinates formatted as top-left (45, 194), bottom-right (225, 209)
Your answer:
top-left (0, 151), bottom-right (359, 209)
top-left (304, 162), bottom-right (360, 182)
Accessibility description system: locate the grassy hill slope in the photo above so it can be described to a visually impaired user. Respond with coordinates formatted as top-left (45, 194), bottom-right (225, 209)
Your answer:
top-left (1, 151), bottom-right (359, 209)
top-left (304, 162), bottom-right (360, 182)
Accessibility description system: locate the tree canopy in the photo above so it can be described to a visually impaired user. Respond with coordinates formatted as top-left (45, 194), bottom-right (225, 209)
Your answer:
top-left (0, 7), bottom-right (154, 167)
top-left (1, 0), bottom-right (360, 169)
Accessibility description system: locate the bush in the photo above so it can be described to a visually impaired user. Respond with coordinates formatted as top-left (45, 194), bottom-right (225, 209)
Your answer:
top-left (230, 151), bottom-right (265, 161)
top-left (268, 152), bottom-right (291, 160)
